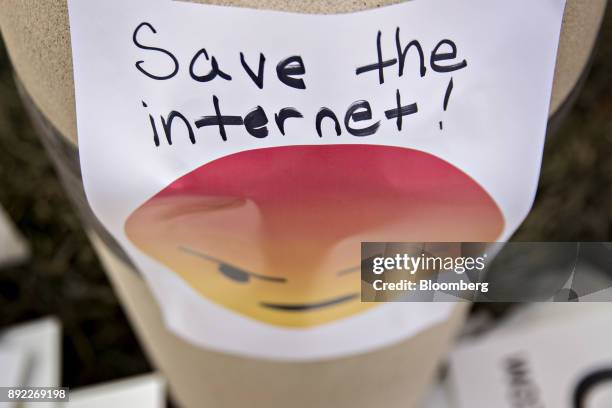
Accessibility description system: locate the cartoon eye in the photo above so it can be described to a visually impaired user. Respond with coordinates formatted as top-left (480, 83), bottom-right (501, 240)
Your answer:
top-left (178, 246), bottom-right (286, 284)
top-left (218, 263), bottom-right (250, 283)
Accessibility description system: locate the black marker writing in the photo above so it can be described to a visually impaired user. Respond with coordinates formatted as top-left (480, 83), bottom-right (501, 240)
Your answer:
top-left (276, 56), bottom-right (307, 90)
top-left (133, 22), bottom-right (179, 80)
top-left (240, 52), bottom-right (266, 89)
top-left (316, 108), bottom-right (342, 137)
top-left (194, 95), bottom-right (243, 141)
top-left (135, 23), bottom-right (468, 146)
top-left (190, 48), bottom-right (232, 82)
top-left (275, 108), bottom-right (303, 136)
top-left (345, 100), bottom-right (380, 137)
top-left (356, 28), bottom-right (467, 83)
top-left (385, 90), bottom-right (418, 131)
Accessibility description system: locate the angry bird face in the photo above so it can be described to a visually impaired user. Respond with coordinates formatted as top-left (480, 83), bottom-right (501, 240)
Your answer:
top-left (125, 144), bottom-right (503, 327)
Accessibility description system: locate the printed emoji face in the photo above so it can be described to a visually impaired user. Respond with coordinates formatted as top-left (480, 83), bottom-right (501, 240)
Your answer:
top-left (125, 145), bottom-right (504, 327)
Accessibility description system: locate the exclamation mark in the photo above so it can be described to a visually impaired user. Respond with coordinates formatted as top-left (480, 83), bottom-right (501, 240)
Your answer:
top-left (439, 77), bottom-right (454, 130)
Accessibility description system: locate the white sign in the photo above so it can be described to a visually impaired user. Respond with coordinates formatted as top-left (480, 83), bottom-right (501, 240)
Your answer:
top-left (450, 304), bottom-right (612, 408)
top-left (68, 0), bottom-right (566, 360)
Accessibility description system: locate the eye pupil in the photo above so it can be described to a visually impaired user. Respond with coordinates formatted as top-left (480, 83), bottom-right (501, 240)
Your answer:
top-left (219, 263), bottom-right (250, 283)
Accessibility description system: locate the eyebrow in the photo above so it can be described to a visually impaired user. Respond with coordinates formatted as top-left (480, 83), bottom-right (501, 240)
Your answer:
top-left (177, 245), bottom-right (287, 283)
top-left (179, 245), bottom-right (360, 279)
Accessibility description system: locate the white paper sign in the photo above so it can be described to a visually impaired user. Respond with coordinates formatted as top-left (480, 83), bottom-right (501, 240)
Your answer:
top-left (67, 0), bottom-right (566, 360)
top-left (450, 305), bottom-right (612, 408)
top-left (0, 349), bottom-right (26, 408)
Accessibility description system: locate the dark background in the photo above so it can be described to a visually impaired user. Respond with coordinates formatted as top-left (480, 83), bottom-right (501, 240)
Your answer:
top-left (0, 8), bottom-right (610, 388)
